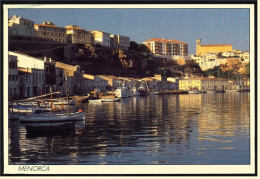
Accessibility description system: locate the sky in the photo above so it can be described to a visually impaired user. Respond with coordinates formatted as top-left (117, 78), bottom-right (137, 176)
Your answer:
top-left (8, 7), bottom-right (250, 54)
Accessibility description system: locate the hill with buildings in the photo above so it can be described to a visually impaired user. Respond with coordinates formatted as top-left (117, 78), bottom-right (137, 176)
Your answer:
top-left (9, 35), bottom-right (201, 78)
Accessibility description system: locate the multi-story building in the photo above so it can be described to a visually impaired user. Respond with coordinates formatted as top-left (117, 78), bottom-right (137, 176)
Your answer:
top-left (179, 77), bottom-right (230, 91)
top-left (8, 15), bottom-right (36, 36)
top-left (34, 22), bottom-right (67, 43)
top-left (91, 30), bottom-right (111, 47)
top-left (110, 35), bottom-right (130, 50)
top-left (83, 74), bottom-right (108, 92)
top-left (55, 62), bottom-right (84, 95)
top-left (9, 51), bottom-right (45, 98)
top-left (142, 38), bottom-right (188, 56)
top-left (196, 39), bottom-right (232, 57)
top-left (66, 25), bottom-right (94, 44)
top-left (8, 55), bottom-right (19, 99)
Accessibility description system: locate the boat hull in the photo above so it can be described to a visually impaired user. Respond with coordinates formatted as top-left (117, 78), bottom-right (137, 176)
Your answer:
top-left (19, 111), bottom-right (85, 123)
top-left (188, 90), bottom-right (201, 94)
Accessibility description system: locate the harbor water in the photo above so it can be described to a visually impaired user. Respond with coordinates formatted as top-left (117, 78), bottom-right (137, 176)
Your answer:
top-left (8, 92), bottom-right (250, 165)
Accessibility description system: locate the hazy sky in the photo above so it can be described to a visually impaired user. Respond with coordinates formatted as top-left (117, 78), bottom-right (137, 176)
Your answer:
top-left (8, 8), bottom-right (250, 54)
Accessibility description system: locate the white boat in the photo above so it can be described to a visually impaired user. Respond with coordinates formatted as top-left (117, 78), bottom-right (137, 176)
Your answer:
top-left (188, 90), bottom-right (201, 94)
top-left (101, 98), bottom-right (121, 102)
top-left (19, 111), bottom-right (85, 123)
top-left (45, 98), bottom-right (76, 105)
top-left (114, 87), bottom-right (130, 98)
top-left (88, 99), bottom-right (102, 103)
top-left (149, 91), bottom-right (159, 95)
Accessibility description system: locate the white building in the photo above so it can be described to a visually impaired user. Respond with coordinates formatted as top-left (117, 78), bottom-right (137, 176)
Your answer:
top-left (9, 51), bottom-right (45, 98)
top-left (8, 15), bottom-right (35, 36)
top-left (91, 30), bottom-right (111, 47)
top-left (8, 55), bottom-right (19, 99)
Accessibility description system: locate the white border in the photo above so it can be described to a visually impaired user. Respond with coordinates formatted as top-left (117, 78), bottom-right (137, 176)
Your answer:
top-left (3, 4), bottom-right (256, 175)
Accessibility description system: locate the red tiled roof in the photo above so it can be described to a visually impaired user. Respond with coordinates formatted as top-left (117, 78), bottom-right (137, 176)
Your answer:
top-left (143, 38), bottom-right (187, 44)
top-left (35, 24), bottom-right (66, 29)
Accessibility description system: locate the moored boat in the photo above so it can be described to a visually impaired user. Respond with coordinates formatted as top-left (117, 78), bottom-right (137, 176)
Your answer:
top-left (19, 110), bottom-right (85, 123)
top-left (114, 87), bottom-right (130, 98)
top-left (101, 98), bottom-right (121, 102)
top-left (188, 90), bottom-right (201, 94)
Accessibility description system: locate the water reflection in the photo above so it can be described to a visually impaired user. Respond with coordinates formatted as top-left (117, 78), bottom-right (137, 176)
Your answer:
top-left (9, 93), bottom-right (250, 165)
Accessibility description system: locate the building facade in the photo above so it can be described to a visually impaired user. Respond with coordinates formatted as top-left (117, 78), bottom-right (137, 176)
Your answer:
top-left (66, 25), bottom-right (94, 44)
top-left (9, 51), bottom-right (45, 98)
top-left (34, 22), bottom-right (67, 43)
top-left (142, 38), bottom-right (188, 56)
top-left (91, 30), bottom-right (111, 47)
top-left (196, 39), bottom-right (232, 56)
top-left (8, 15), bottom-right (36, 36)
top-left (110, 35), bottom-right (130, 50)
top-left (179, 78), bottom-right (230, 91)
top-left (8, 55), bottom-right (19, 99)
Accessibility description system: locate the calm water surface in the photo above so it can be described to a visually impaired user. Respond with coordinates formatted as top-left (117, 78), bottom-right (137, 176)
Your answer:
top-left (9, 92), bottom-right (250, 165)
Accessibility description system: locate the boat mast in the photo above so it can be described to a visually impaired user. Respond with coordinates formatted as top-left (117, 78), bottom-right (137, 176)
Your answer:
top-left (65, 74), bottom-right (70, 114)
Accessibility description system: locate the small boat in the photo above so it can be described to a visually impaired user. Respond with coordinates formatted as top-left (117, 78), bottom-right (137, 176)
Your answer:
top-left (45, 98), bottom-right (76, 105)
top-left (188, 90), bottom-right (201, 94)
top-left (88, 99), bottom-right (102, 103)
top-left (101, 98), bottom-right (121, 102)
top-left (149, 91), bottom-right (159, 95)
top-left (19, 110), bottom-right (85, 123)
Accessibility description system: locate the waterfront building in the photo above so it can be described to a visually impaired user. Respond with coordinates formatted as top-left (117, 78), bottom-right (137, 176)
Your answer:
top-left (110, 35), bottom-right (130, 50)
top-left (8, 55), bottom-right (19, 99)
top-left (142, 38), bottom-right (188, 56)
top-left (167, 77), bottom-right (179, 90)
top-left (55, 62), bottom-right (84, 95)
top-left (8, 15), bottom-right (36, 36)
top-left (66, 25), bottom-right (94, 44)
top-left (9, 51), bottom-right (45, 98)
top-left (18, 67), bottom-right (32, 98)
top-left (91, 30), bottom-right (111, 47)
top-left (55, 66), bottom-right (65, 95)
top-left (98, 75), bottom-right (120, 90)
top-left (196, 39), bottom-right (232, 57)
top-left (34, 22), bottom-right (67, 43)
top-left (83, 74), bottom-right (109, 92)
top-left (179, 77), bottom-right (230, 91)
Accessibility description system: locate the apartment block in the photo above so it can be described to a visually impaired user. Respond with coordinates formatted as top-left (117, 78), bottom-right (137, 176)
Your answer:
top-left (110, 35), bottom-right (130, 50)
top-left (66, 25), bottom-right (94, 44)
top-left (34, 22), bottom-right (67, 43)
top-left (142, 38), bottom-right (188, 56)
top-left (8, 15), bottom-right (36, 36)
